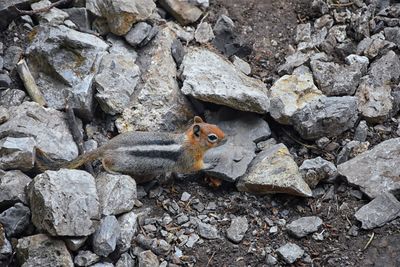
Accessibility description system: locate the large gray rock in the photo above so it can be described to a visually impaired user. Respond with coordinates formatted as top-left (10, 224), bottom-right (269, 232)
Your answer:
top-left (159, 0), bottom-right (202, 26)
top-left (116, 27), bottom-right (194, 132)
top-left (0, 89), bottom-right (26, 107)
top-left (269, 72), bottom-right (323, 125)
top-left (117, 211), bottom-right (138, 253)
top-left (26, 25), bottom-right (109, 119)
top-left (338, 138), bottom-right (400, 199)
top-left (204, 108), bottom-right (271, 182)
top-left (181, 47), bottom-right (270, 114)
top-left (0, 102), bottom-right (78, 161)
top-left (0, 170), bottom-right (31, 208)
top-left (237, 143), bottom-right (312, 197)
top-left (87, 0), bottom-right (156, 35)
top-left (31, 0), bottom-right (69, 25)
top-left (299, 157), bottom-right (338, 188)
top-left (92, 215), bottom-right (121, 257)
top-left (355, 193), bottom-right (400, 229)
top-left (291, 96), bottom-right (358, 140)
top-left (0, 203), bottom-right (31, 238)
top-left (276, 243), bottom-right (304, 264)
top-left (28, 169), bottom-right (100, 236)
top-left (124, 22), bottom-right (153, 47)
top-left (0, 136), bottom-right (36, 171)
top-left (96, 172), bottom-right (137, 216)
top-left (16, 234), bottom-right (73, 267)
top-left (286, 216), bottom-right (323, 238)
top-left (226, 216), bottom-right (248, 244)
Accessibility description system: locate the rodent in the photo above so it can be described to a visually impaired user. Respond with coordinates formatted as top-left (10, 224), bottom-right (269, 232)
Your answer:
top-left (35, 116), bottom-right (226, 183)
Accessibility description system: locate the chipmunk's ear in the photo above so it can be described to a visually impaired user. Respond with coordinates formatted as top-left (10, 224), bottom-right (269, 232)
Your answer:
top-left (193, 124), bottom-right (201, 137)
top-left (194, 116), bottom-right (204, 123)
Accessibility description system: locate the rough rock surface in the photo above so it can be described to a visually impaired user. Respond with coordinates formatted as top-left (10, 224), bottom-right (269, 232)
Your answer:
top-left (92, 215), bottom-right (121, 257)
top-left (269, 72), bottom-right (323, 124)
top-left (0, 170), bottom-right (31, 208)
top-left (16, 234), bottom-right (73, 267)
top-left (276, 242), bottom-right (304, 264)
top-left (31, 0), bottom-right (69, 25)
top-left (181, 47), bottom-right (270, 114)
top-left (28, 169), bottom-right (100, 236)
top-left (237, 143), bottom-right (312, 197)
top-left (195, 22), bottom-right (214, 44)
top-left (117, 211), bottom-right (138, 253)
top-left (26, 25), bottom-right (109, 119)
top-left (96, 172), bottom-right (137, 216)
top-left (226, 216), bottom-right (248, 243)
top-left (0, 102), bottom-right (78, 161)
top-left (299, 157), bottom-right (338, 188)
top-left (355, 193), bottom-right (400, 229)
top-left (159, 0), bottom-right (203, 26)
top-left (138, 250), bottom-right (159, 267)
top-left (291, 96), bottom-right (358, 140)
top-left (338, 138), bottom-right (400, 198)
top-left (0, 203), bottom-right (31, 237)
top-left (0, 136), bottom-right (36, 171)
top-left (74, 250), bottom-right (100, 266)
top-left (286, 216), bottom-right (323, 238)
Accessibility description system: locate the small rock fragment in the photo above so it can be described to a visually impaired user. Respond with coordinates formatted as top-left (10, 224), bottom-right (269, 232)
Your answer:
top-left (0, 137), bottom-right (36, 171)
top-left (92, 216), bottom-right (121, 257)
top-left (0, 170), bottom-right (31, 208)
top-left (299, 157), bottom-right (338, 188)
top-left (138, 250), bottom-right (159, 267)
top-left (159, 0), bottom-right (203, 25)
top-left (116, 252), bottom-right (135, 267)
top-left (194, 22), bottom-right (214, 44)
top-left (226, 216), bottom-right (248, 243)
top-left (286, 216), bottom-right (323, 238)
top-left (74, 250), bottom-right (100, 267)
top-left (125, 22), bottom-right (153, 47)
top-left (197, 221), bottom-right (219, 240)
top-left (117, 211), bottom-right (138, 253)
top-left (276, 243), bottom-right (304, 264)
top-left (232, 55), bottom-right (251, 75)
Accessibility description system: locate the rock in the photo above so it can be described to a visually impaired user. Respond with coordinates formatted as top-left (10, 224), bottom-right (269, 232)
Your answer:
top-left (0, 136), bottom-right (36, 171)
top-left (28, 169), bottom-right (100, 236)
top-left (276, 243), bottom-right (304, 264)
top-left (3, 46), bottom-right (23, 71)
top-left (277, 51), bottom-right (311, 75)
top-left (138, 250), bottom-right (159, 267)
top-left (0, 230), bottom-right (12, 261)
top-left (116, 27), bottom-right (194, 132)
top-left (90, 262), bottom-right (114, 267)
top-left (310, 59), bottom-right (365, 96)
top-left (336, 140), bottom-right (369, 164)
top-left (159, 0), bottom-right (202, 26)
top-left (266, 254), bottom-right (278, 266)
top-left (0, 89), bottom-right (26, 107)
top-left (269, 72), bottom-right (323, 125)
top-left (125, 22), bottom-right (153, 47)
top-left (135, 234), bottom-right (171, 256)
top-left (180, 192), bottom-right (191, 202)
top-left (64, 7), bottom-right (91, 31)
top-left (116, 252), bottom-right (135, 267)
top-left (356, 36), bottom-right (395, 59)
top-left (384, 27), bottom-right (400, 46)
top-left (31, 0), bottom-right (69, 25)
top-left (299, 157), bottom-right (338, 188)
top-left (295, 23), bottom-right (311, 43)
top-left (0, 102), bottom-right (78, 161)
top-left (92, 216), bottom-right (121, 257)
top-left (117, 211), bottom-right (138, 253)
top-left (65, 237), bottom-right (87, 251)
top-left (213, 14), bottom-right (235, 35)
top-left (354, 120), bottom-right (368, 142)
top-left (16, 234), bottom-right (73, 267)
top-left (88, 0), bottom-right (156, 35)
top-left (226, 216), bottom-right (248, 243)
top-left (96, 172), bottom-right (137, 216)
top-left (26, 25), bottom-right (109, 119)
top-left (171, 38), bottom-right (185, 66)
top-left (345, 54), bottom-right (369, 73)
top-left (204, 108), bottom-right (270, 182)
top-left (355, 193), bottom-right (400, 229)
top-left (0, 170), bottom-right (31, 208)
top-left (197, 221), bottom-right (219, 239)
top-left (0, 106), bottom-right (8, 124)
top-left (338, 138), bottom-right (400, 198)
top-left (181, 47), bottom-right (269, 114)
top-left (74, 250), bottom-right (100, 266)
top-left (186, 233), bottom-right (199, 248)
top-left (0, 203), bottom-right (31, 237)
top-left (232, 55), bottom-right (251, 75)
top-left (286, 216), bottom-right (323, 238)
top-left (0, 73), bottom-right (11, 88)
top-left (291, 96), bottom-right (358, 140)
top-left (194, 22), bottom-right (214, 44)
top-left (237, 143), bottom-right (312, 197)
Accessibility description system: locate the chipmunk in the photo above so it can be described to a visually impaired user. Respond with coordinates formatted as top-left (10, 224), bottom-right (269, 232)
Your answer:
top-left (35, 116), bottom-right (226, 183)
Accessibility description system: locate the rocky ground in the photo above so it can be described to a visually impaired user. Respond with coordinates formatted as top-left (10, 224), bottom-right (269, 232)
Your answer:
top-left (0, 0), bottom-right (400, 266)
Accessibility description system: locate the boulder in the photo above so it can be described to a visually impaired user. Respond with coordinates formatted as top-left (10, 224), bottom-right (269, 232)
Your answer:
top-left (0, 170), bottom-right (31, 209)
top-left (0, 137), bottom-right (36, 171)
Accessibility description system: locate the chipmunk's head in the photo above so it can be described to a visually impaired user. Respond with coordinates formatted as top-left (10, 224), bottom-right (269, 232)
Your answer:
top-left (186, 116), bottom-right (226, 151)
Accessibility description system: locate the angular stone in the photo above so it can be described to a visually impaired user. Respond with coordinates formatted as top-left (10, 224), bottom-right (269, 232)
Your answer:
top-left (0, 203), bottom-right (31, 238)
top-left (356, 36), bottom-right (395, 59)
top-left (64, 7), bottom-right (91, 31)
top-left (31, 0), bottom-right (69, 25)
top-left (0, 102), bottom-right (78, 161)
top-left (195, 22), bottom-right (214, 44)
top-left (384, 27), bottom-right (400, 46)
top-left (232, 56), bottom-right (251, 75)
top-left (269, 72), bottom-right (323, 125)
top-left (0, 136), bottom-right (36, 171)
top-left (26, 25), bottom-right (109, 119)
top-left (197, 221), bottom-right (219, 239)
top-left (338, 138), bottom-right (400, 198)
top-left (286, 216), bottom-right (323, 238)
top-left (368, 50), bottom-right (400, 86)
top-left (135, 234), bottom-right (171, 256)
top-left (354, 120), bottom-right (368, 142)
top-left (125, 22), bottom-right (153, 47)
top-left (295, 23), bottom-right (311, 43)
top-left (117, 211), bottom-right (138, 253)
top-left (3, 46), bottom-right (23, 71)
top-left (28, 169), bottom-right (100, 236)
top-left (226, 216), bottom-right (248, 244)
top-left (116, 27), bottom-right (194, 132)
top-left (355, 193), bottom-right (400, 229)
top-left (138, 250), bottom-right (159, 267)
top-left (181, 48), bottom-right (269, 114)
top-left (116, 252), bottom-right (135, 267)
top-left (88, 0), bottom-right (156, 36)
top-left (0, 230), bottom-right (12, 261)
top-left (0, 73), bottom-right (11, 88)
top-left (159, 0), bottom-right (202, 26)
top-left (0, 89), bottom-right (26, 107)
top-left (92, 215), bottom-right (121, 257)
top-left (0, 170), bottom-right (31, 208)
top-left (277, 51), bottom-right (311, 75)
top-left (291, 96), bottom-right (358, 140)
top-left (74, 250), bottom-right (100, 267)
top-left (299, 157), bottom-right (338, 188)
top-left (65, 237), bottom-right (87, 252)
top-left (237, 143), bottom-right (312, 197)
top-left (276, 243), bottom-right (304, 264)
top-left (345, 54), bottom-right (369, 73)
top-left (16, 234), bottom-right (73, 267)
top-left (94, 53), bottom-right (140, 115)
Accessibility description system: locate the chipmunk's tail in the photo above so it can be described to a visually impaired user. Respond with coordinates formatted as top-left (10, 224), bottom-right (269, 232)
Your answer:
top-left (34, 148), bottom-right (100, 172)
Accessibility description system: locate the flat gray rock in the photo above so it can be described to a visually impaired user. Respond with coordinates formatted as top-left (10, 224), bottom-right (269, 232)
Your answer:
top-left (226, 216), bottom-right (248, 243)
top-left (338, 138), bottom-right (400, 198)
top-left (0, 231), bottom-right (12, 261)
top-left (197, 221), bottom-right (219, 240)
top-left (238, 143), bottom-right (312, 197)
top-left (276, 242), bottom-right (304, 264)
top-left (92, 215), bottom-right (121, 257)
top-left (0, 170), bottom-right (31, 208)
top-left (0, 203), bottom-right (31, 238)
top-left (28, 169), bottom-right (100, 236)
top-left (286, 216), bottom-right (323, 238)
top-left (125, 21), bottom-right (152, 47)
top-left (0, 102), bottom-right (78, 161)
top-left (181, 47), bottom-right (270, 114)
top-left (355, 193), bottom-right (400, 229)
top-left (0, 89), bottom-right (26, 107)
top-left (0, 136), bottom-right (36, 171)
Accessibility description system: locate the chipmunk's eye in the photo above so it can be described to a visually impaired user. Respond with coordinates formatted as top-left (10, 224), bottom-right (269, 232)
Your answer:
top-left (207, 134), bottom-right (218, 143)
